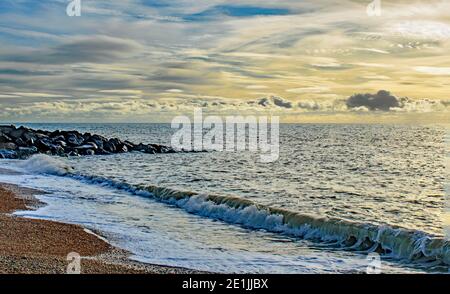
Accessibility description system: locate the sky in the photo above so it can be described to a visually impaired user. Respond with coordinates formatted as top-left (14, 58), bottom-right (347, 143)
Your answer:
top-left (0, 0), bottom-right (449, 123)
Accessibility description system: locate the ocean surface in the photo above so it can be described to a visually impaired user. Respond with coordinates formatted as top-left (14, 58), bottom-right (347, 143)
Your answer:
top-left (0, 123), bottom-right (449, 273)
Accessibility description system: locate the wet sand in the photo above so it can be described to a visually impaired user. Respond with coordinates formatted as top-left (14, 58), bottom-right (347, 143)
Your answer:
top-left (0, 181), bottom-right (204, 274)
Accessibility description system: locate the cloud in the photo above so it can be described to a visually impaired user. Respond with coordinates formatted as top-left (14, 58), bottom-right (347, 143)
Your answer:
top-left (297, 101), bottom-right (321, 111)
top-left (1, 0), bottom-right (450, 122)
top-left (345, 90), bottom-right (450, 113)
top-left (286, 87), bottom-right (329, 94)
top-left (346, 90), bottom-right (401, 111)
top-left (3, 36), bottom-right (142, 64)
top-left (414, 66), bottom-right (450, 75)
top-left (256, 96), bottom-right (293, 108)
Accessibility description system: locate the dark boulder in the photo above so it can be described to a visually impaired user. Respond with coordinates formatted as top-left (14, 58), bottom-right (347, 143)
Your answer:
top-left (117, 144), bottom-right (128, 153)
top-left (50, 145), bottom-right (66, 156)
top-left (0, 133), bottom-right (12, 143)
top-left (54, 140), bottom-right (67, 148)
top-left (51, 135), bottom-right (65, 142)
top-left (23, 132), bottom-right (37, 145)
top-left (0, 125), bottom-right (180, 159)
top-left (0, 142), bottom-right (17, 150)
top-left (82, 149), bottom-right (95, 156)
top-left (35, 138), bottom-right (54, 152)
top-left (9, 127), bottom-right (27, 140)
top-left (0, 149), bottom-right (17, 159)
top-left (15, 137), bottom-right (28, 147)
top-left (0, 125), bottom-right (15, 136)
top-left (16, 146), bottom-right (38, 159)
top-left (88, 134), bottom-right (107, 149)
top-left (75, 143), bottom-right (98, 151)
top-left (103, 140), bottom-right (117, 153)
top-left (67, 151), bottom-right (80, 157)
top-left (66, 133), bottom-right (84, 146)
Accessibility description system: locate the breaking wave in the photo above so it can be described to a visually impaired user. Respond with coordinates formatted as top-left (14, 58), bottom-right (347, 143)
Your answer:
top-left (17, 154), bottom-right (73, 175)
top-left (70, 174), bottom-right (450, 267)
top-left (12, 154), bottom-right (450, 268)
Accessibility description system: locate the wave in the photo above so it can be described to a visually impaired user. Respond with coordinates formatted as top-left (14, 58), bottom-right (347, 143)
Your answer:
top-left (15, 154), bottom-right (450, 267)
top-left (17, 154), bottom-right (73, 175)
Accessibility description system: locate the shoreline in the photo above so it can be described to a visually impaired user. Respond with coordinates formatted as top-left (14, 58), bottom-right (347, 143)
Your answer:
top-left (0, 180), bottom-right (205, 274)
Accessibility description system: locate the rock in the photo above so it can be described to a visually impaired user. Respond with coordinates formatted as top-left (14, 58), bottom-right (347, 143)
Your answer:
top-left (66, 133), bottom-right (83, 146)
top-left (16, 146), bottom-right (38, 159)
top-left (75, 143), bottom-right (98, 151)
top-left (0, 133), bottom-right (12, 143)
top-left (83, 149), bottom-right (95, 156)
top-left (8, 127), bottom-right (27, 140)
top-left (0, 142), bottom-right (17, 150)
top-left (89, 134), bottom-right (107, 149)
top-left (82, 132), bottom-right (92, 141)
top-left (35, 138), bottom-right (54, 152)
top-left (67, 151), bottom-right (79, 157)
top-left (0, 149), bottom-right (17, 159)
top-left (0, 125), bottom-right (15, 135)
top-left (50, 145), bottom-right (66, 156)
top-left (0, 125), bottom-right (179, 159)
top-left (117, 144), bottom-right (128, 153)
top-left (142, 144), bottom-right (156, 154)
top-left (51, 135), bottom-right (65, 142)
top-left (15, 137), bottom-right (28, 147)
top-left (23, 132), bottom-right (37, 145)
top-left (50, 130), bottom-right (63, 137)
top-left (83, 142), bottom-right (98, 150)
top-left (103, 140), bottom-right (117, 153)
top-left (54, 140), bottom-right (67, 148)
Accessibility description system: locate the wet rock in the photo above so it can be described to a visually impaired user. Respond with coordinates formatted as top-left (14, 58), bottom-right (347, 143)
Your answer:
top-left (103, 140), bottom-right (117, 153)
top-left (35, 138), bottom-right (55, 152)
top-left (0, 125), bottom-right (15, 135)
top-left (51, 145), bottom-right (66, 156)
top-left (67, 151), bottom-right (79, 157)
top-left (83, 142), bottom-right (98, 150)
top-left (50, 130), bottom-right (63, 137)
top-left (0, 125), bottom-right (181, 159)
top-left (82, 132), bottom-right (92, 141)
top-left (23, 132), bottom-right (37, 145)
top-left (8, 127), bottom-right (27, 140)
top-left (132, 143), bottom-right (145, 152)
top-left (75, 143), bottom-right (98, 151)
top-left (0, 133), bottom-right (12, 143)
top-left (0, 149), bottom-right (17, 159)
top-left (0, 142), bottom-right (17, 150)
top-left (35, 133), bottom-right (49, 140)
top-left (16, 146), bottom-right (38, 159)
top-left (51, 135), bottom-right (65, 142)
top-left (54, 140), bottom-right (67, 148)
top-left (15, 137), bottom-right (28, 147)
top-left (117, 144), bottom-right (128, 153)
top-left (83, 149), bottom-right (95, 156)
top-left (67, 134), bottom-right (83, 146)
top-left (143, 145), bottom-right (156, 154)
top-left (89, 134), bottom-right (107, 149)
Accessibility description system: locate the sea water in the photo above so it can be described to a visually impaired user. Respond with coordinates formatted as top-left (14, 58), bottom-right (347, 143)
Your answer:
top-left (0, 123), bottom-right (448, 273)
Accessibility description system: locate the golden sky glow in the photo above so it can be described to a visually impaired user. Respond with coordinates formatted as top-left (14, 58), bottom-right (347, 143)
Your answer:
top-left (0, 0), bottom-right (449, 122)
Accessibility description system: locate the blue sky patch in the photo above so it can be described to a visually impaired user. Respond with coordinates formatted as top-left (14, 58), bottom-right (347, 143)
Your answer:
top-left (184, 5), bottom-right (291, 21)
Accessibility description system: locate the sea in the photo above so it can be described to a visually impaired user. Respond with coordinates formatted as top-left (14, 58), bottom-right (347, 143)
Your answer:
top-left (0, 123), bottom-right (449, 273)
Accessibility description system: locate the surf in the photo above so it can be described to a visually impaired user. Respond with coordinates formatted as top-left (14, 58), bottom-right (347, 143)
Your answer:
top-left (11, 154), bottom-right (450, 269)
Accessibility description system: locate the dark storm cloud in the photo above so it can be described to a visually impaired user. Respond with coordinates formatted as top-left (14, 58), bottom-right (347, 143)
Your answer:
top-left (346, 90), bottom-right (402, 111)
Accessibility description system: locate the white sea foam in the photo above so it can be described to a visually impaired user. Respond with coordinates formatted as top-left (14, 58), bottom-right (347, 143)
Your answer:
top-left (58, 173), bottom-right (450, 267)
top-left (17, 154), bottom-right (73, 175)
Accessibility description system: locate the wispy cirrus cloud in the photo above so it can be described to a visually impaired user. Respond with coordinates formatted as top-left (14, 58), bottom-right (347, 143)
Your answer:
top-left (0, 0), bottom-right (449, 122)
